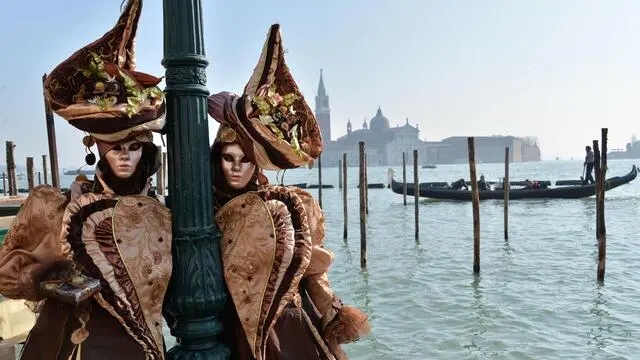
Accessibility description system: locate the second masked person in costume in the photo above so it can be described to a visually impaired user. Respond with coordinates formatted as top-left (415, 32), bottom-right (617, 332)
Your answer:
top-left (208, 24), bottom-right (371, 360)
top-left (0, 1), bottom-right (171, 359)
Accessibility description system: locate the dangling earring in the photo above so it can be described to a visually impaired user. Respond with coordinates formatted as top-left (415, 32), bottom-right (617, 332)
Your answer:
top-left (83, 135), bottom-right (96, 166)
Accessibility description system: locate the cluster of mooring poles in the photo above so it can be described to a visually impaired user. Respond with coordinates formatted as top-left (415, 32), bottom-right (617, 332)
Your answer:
top-left (399, 150), bottom-right (421, 241)
top-left (394, 131), bottom-right (608, 280)
top-left (336, 143), bottom-right (370, 268)
top-left (2, 141), bottom-right (55, 194)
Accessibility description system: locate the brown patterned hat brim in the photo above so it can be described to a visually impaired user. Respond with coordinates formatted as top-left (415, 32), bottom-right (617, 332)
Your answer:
top-left (68, 102), bottom-right (166, 135)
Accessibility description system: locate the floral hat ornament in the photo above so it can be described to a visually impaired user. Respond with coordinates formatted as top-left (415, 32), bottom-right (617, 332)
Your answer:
top-left (251, 85), bottom-right (301, 152)
top-left (216, 125), bottom-right (239, 144)
top-left (43, 0), bottom-right (165, 165)
top-left (208, 24), bottom-right (323, 171)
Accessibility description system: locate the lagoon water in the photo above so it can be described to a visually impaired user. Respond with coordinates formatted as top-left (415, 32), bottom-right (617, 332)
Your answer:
top-left (5, 159), bottom-right (640, 359)
top-left (257, 159), bottom-right (640, 360)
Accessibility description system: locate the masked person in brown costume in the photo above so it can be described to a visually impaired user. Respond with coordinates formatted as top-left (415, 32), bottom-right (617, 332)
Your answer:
top-left (0, 1), bottom-right (172, 359)
top-left (208, 24), bottom-right (371, 360)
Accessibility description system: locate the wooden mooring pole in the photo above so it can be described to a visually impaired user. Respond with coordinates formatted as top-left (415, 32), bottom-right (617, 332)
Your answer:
top-left (162, 152), bottom-right (167, 195)
top-left (468, 137), bottom-right (480, 274)
top-left (364, 152), bottom-right (368, 215)
top-left (343, 153), bottom-right (348, 240)
top-left (597, 129), bottom-right (608, 282)
top-left (402, 152), bottom-right (407, 206)
top-left (5, 141), bottom-right (17, 196)
top-left (359, 142), bottom-right (367, 268)
top-left (37, 171), bottom-right (42, 185)
top-left (1, 173), bottom-right (6, 196)
top-left (43, 74), bottom-right (60, 189)
top-left (42, 155), bottom-right (48, 185)
top-left (504, 147), bottom-right (509, 240)
top-left (27, 157), bottom-right (35, 190)
top-left (318, 155), bottom-right (323, 209)
top-left (26, 157), bottom-right (35, 190)
top-left (414, 149), bottom-right (419, 240)
top-left (593, 139), bottom-right (601, 238)
top-left (156, 146), bottom-right (165, 196)
top-left (338, 159), bottom-right (343, 189)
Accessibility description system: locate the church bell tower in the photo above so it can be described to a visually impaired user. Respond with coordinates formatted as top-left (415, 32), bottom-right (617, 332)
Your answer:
top-left (315, 69), bottom-right (331, 142)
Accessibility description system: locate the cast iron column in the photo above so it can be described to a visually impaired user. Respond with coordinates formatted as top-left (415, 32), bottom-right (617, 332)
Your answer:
top-left (162, 1), bottom-right (229, 359)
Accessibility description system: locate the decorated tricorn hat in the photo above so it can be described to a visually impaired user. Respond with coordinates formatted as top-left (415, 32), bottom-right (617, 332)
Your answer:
top-left (44, 0), bottom-right (165, 145)
top-left (208, 24), bottom-right (323, 171)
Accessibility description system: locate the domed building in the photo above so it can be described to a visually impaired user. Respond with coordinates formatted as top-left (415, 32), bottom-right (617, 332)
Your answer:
top-left (369, 107), bottom-right (390, 132)
top-left (323, 104), bottom-right (434, 166)
top-left (314, 71), bottom-right (542, 167)
top-left (608, 134), bottom-right (640, 159)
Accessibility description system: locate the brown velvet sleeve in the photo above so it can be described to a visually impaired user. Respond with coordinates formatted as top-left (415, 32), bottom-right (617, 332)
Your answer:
top-left (303, 247), bottom-right (341, 329)
top-left (304, 242), bottom-right (371, 346)
top-left (295, 188), bottom-right (371, 343)
top-left (291, 188), bottom-right (340, 327)
top-left (0, 186), bottom-right (69, 301)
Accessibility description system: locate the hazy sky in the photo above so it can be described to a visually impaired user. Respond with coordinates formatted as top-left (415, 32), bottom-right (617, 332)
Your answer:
top-left (1, 0), bottom-right (640, 168)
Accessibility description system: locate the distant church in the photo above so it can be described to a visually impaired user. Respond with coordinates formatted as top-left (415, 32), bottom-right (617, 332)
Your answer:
top-left (314, 70), bottom-right (541, 167)
top-left (315, 70), bottom-right (429, 167)
top-left (315, 69), bottom-right (331, 148)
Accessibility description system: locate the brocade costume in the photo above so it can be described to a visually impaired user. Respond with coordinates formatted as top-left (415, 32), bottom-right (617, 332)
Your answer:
top-left (208, 24), bottom-right (371, 360)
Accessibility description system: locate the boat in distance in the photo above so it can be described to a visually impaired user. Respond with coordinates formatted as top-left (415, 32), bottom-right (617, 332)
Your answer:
top-left (63, 168), bottom-right (96, 176)
top-left (391, 166), bottom-right (637, 200)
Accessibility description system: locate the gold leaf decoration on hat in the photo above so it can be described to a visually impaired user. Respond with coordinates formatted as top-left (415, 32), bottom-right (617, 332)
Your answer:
top-left (253, 84), bottom-right (302, 156)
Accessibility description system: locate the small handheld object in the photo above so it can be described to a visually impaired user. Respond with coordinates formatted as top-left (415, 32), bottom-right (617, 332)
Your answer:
top-left (39, 273), bottom-right (101, 306)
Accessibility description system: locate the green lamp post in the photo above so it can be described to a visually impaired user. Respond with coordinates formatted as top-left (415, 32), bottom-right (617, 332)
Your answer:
top-left (162, 1), bottom-right (230, 359)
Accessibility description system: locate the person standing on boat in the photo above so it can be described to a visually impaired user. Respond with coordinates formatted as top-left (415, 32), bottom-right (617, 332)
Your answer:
top-left (477, 175), bottom-right (490, 191)
top-left (584, 145), bottom-right (595, 184)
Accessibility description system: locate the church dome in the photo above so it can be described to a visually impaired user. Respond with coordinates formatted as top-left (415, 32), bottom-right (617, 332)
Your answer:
top-left (370, 106), bottom-right (390, 131)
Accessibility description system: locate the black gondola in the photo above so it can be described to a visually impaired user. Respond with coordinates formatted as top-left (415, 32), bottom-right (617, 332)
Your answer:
top-left (63, 168), bottom-right (96, 176)
top-left (307, 184), bottom-right (335, 189)
top-left (357, 183), bottom-right (385, 189)
top-left (391, 165), bottom-right (637, 200)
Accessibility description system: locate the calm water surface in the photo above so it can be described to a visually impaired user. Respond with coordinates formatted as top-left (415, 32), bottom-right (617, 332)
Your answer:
top-left (261, 159), bottom-right (640, 360)
top-left (7, 160), bottom-right (640, 359)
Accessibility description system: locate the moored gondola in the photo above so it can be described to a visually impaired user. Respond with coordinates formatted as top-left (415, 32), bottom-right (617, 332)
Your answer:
top-left (307, 184), bottom-right (335, 189)
top-left (391, 165), bottom-right (637, 200)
